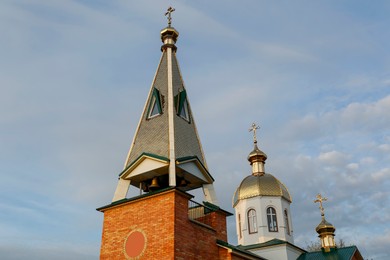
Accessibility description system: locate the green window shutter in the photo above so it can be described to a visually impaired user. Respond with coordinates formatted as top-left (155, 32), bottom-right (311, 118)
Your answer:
top-left (147, 88), bottom-right (162, 119)
top-left (176, 90), bottom-right (190, 122)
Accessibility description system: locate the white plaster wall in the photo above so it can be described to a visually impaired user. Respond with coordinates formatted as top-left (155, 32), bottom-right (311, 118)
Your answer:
top-left (281, 198), bottom-right (294, 244)
top-left (234, 196), bottom-right (294, 245)
top-left (286, 246), bottom-right (303, 260)
top-left (250, 244), bottom-right (303, 260)
top-left (250, 245), bottom-right (289, 260)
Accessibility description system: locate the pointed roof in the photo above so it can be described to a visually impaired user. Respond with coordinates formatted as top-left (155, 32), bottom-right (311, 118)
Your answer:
top-left (124, 50), bottom-right (207, 170)
top-left (118, 18), bottom-right (213, 193)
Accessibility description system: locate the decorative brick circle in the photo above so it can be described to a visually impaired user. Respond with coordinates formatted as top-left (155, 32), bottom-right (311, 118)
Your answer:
top-left (124, 229), bottom-right (147, 259)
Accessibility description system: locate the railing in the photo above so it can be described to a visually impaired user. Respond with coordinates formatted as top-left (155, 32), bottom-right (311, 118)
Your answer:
top-left (188, 200), bottom-right (217, 227)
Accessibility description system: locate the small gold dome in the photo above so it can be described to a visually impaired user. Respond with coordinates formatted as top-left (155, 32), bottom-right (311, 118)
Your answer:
top-left (160, 27), bottom-right (179, 43)
top-left (316, 218), bottom-right (336, 233)
top-left (247, 144), bottom-right (267, 162)
top-left (160, 27), bottom-right (179, 52)
top-left (233, 173), bottom-right (292, 206)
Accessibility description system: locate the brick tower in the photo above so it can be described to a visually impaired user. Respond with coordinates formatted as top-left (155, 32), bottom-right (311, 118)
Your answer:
top-left (97, 8), bottom-right (263, 260)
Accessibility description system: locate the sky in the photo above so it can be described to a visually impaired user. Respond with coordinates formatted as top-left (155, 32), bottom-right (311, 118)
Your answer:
top-left (1, 1), bottom-right (389, 259)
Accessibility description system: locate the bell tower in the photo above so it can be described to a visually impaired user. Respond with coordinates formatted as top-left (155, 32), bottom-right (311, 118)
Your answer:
top-left (96, 8), bottom-right (241, 260)
top-left (112, 7), bottom-right (217, 204)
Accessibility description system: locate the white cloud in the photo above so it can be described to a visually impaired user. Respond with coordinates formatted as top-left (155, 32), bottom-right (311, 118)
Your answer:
top-left (346, 163), bottom-right (359, 170)
top-left (371, 168), bottom-right (390, 182)
top-left (378, 143), bottom-right (390, 152)
top-left (360, 157), bottom-right (376, 165)
top-left (318, 150), bottom-right (350, 166)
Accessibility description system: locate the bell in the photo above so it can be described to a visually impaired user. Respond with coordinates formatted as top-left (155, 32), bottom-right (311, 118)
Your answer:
top-left (149, 177), bottom-right (160, 191)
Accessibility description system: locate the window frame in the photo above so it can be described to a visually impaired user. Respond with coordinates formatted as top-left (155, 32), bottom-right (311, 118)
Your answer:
top-left (238, 214), bottom-right (242, 239)
top-left (247, 209), bottom-right (258, 234)
top-left (175, 89), bottom-right (191, 123)
top-left (266, 207), bottom-right (278, 232)
top-left (147, 88), bottom-right (163, 119)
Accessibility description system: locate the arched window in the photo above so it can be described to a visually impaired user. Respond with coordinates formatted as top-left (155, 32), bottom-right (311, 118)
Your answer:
top-left (267, 207), bottom-right (278, 232)
top-left (247, 209), bottom-right (258, 234)
top-left (284, 209), bottom-right (290, 235)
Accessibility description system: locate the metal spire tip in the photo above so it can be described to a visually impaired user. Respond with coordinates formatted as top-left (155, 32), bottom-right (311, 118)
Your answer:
top-left (165, 6), bottom-right (175, 27)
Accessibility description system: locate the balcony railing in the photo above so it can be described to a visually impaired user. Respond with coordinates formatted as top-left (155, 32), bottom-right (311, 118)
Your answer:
top-left (188, 200), bottom-right (217, 227)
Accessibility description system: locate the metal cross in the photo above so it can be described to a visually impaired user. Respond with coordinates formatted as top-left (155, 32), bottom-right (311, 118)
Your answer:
top-left (249, 123), bottom-right (260, 143)
top-left (165, 6), bottom-right (175, 27)
top-left (314, 193), bottom-right (328, 217)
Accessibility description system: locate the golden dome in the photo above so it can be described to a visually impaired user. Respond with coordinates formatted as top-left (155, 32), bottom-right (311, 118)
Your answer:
top-left (316, 218), bottom-right (336, 233)
top-left (233, 173), bottom-right (292, 206)
top-left (248, 144), bottom-right (267, 161)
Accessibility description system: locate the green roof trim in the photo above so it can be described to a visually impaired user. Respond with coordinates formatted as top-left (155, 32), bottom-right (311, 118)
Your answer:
top-left (97, 187), bottom-right (189, 212)
top-left (297, 246), bottom-right (361, 260)
top-left (176, 156), bottom-right (215, 181)
top-left (176, 155), bottom-right (198, 162)
top-left (119, 152), bottom-right (169, 177)
top-left (203, 201), bottom-right (233, 216)
top-left (237, 238), bottom-right (306, 253)
top-left (216, 240), bottom-right (267, 260)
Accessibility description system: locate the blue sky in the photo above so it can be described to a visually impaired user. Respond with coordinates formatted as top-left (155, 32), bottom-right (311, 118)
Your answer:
top-left (1, 1), bottom-right (389, 259)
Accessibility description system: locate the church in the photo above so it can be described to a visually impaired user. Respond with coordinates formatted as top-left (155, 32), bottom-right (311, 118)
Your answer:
top-left (97, 8), bottom-right (363, 260)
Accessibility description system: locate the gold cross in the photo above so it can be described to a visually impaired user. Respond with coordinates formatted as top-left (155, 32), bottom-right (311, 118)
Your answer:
top-left (165, 7), bottom-right (175, 27)
top-left (314, 193), bottom-right (327, 217)
top-left (249, 123), bottom-right (260, 143)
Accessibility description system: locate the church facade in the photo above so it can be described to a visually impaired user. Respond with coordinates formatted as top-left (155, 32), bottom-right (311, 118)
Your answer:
top-left (97, 8), bottom-right (363, 260)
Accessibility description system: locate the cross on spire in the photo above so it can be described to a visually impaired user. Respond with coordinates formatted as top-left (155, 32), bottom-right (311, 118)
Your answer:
top-left (165, 6), bottom-right (175, 27)
top-left (249, 123), bottom-right (260, 144)
top-left (314, 193), bottom-right (328, 218)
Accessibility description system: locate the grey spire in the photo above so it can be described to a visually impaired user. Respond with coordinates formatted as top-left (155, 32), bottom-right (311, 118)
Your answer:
top-left (112, 13), bottom-right (217, 204)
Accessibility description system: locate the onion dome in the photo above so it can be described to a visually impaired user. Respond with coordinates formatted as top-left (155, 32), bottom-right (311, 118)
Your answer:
top-left (315, 217), bottom-right (336, 252)
top-left (316, 218), bottom-right (336, 234)
top-left (248, 143), bottom-right (267, 176)
top-left (248, 143), bottom-right (267, 160)
top-left (233, 173), bottom-right (292, 206)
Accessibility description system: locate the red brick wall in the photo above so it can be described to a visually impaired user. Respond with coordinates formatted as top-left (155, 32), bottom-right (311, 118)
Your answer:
top-left (99, 190), bottom-right (177, 259)
top-left (173, 190), bottom-right (232, 259)
top-left (99, 189), bottom-right (231, 259)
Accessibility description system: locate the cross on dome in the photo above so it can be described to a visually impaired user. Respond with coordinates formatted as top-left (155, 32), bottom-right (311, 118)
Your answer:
top-left (314, 193), bottom-right (328, 218)
top-left (249, 123), bottom-right (260, 144)
top-left (165, 6), bottom-right (175, 27)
